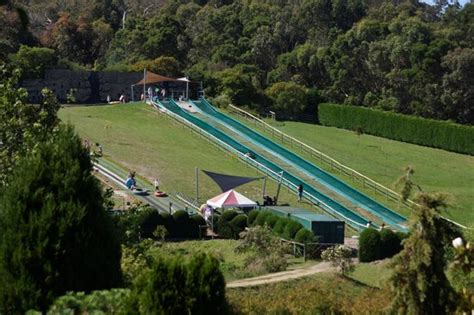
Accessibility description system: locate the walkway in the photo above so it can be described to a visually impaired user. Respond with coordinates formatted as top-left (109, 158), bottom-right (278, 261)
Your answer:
top-left (226, 261), bottom-right (334, 288)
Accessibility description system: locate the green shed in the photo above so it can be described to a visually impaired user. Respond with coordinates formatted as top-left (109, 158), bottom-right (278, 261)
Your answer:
top-left (264, 206), bottom-right (345, 244)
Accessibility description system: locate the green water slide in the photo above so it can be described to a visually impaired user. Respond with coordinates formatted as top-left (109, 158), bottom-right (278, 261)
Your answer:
top-left (191, 98), bottom-right (408, 231)
top-left (154, 100), bottom-right (370, 231)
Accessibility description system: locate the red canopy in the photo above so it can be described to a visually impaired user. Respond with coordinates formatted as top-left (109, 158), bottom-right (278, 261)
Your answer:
top-left (207, 190), bottom-right (257, 208)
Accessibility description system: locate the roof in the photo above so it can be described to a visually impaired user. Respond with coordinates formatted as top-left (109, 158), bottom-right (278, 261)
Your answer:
top-left (134, 71), bottom-right (179, 85)
top-left (207, 190), bottom-right (257, 208)
top-left (264, 206), bottom-right (343, 222)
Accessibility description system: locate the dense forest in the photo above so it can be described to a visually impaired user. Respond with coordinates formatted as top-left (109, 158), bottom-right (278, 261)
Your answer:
top-left (1, 0), bottom-right (473, 124)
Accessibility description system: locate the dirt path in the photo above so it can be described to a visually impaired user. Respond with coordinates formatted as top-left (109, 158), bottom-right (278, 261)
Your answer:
top-left (226, 261), bottom-right (334, 288)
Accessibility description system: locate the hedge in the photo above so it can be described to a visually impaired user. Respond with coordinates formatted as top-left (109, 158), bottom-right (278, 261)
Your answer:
top-left (264, 214), bottom-right (280, 229)
top-left (230, 214), bottom-right (248, 237)
top-left (294, 228), bottom-right (316, 244)
top-left (318, 103), bottom-right (474, 155)
top-left (247, 210), bottom-right (259, 226)
top-left (272, 218), bottom-right (291, 236)
top-left (283, 221), bottom-right (304, 240)
top-left (255, 211), bottom-right (272, 226)
top-left (359, 228), bottom-right (406, 262)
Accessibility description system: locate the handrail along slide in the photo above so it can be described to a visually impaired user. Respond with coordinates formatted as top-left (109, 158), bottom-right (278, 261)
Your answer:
top-left (226, 104), bottom-right (468, 230)
top-left (152, 100), bottom-right (369, 231)
top-left (227, 104), bottom-right (417, 208)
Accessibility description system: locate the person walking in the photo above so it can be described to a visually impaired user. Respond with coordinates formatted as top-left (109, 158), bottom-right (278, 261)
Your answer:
top-left (297, 184), bottom-right (304, 202)
top-left (154, 178), bottom-right (160, 191)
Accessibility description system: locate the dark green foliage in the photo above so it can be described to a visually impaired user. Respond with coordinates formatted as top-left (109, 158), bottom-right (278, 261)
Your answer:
top-left (273, 218), bottom-right (291, 236)
top-left (319, 103), bottom-right (474, 155)
top-left (131, 253), bottom-right (226, 314)
top-left (160, 212), bottom-right (175, 234)
top-left (380, 229), bottom-right (403, 259)
top-left (172, 210), bottom-right (190, 238)
top-left (9, 45), bottom-right (58, 79)
top-left (136, 207), bottom-right (162, 239)
top-left (185, 253), bottom-right (227, 314)
top-left (283, 221), bottom-right (304, 240)
top-left (255, 211), bottom-right (272, 226)
top-left (48, 289), bottom-right (131, 314)
top-left (359, 228), bottom-right (382, 262)
top-left (221, 209), bottom-right (238, 222)
top-left (247, 210), bottom-right (259, 226)
top-left (190, 215), bottom-right (207, 239)
top-left (264, 214), bottom-right (279, 229)
top-left (0, 125), bottom-right (122, 313)
top-left (230, 214), bottom-right (248, 237)
top-left (295, 228), bottom-right (316, 244)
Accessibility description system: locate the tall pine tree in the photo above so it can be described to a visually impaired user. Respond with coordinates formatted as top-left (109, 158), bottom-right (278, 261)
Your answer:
top-left (0, 125), bottom-right (122, 313)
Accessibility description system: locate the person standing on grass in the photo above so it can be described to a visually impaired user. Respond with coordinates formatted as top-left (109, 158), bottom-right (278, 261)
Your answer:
top-left (297, 184), bottom-right (304, 202)
top-left (154, 178), bottom-right (160, 191)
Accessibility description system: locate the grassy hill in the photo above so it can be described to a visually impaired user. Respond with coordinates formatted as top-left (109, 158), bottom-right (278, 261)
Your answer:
top-left (231, 115), bottom-right (474, 227)
top-left (59, 103), bottom-right (314, 216)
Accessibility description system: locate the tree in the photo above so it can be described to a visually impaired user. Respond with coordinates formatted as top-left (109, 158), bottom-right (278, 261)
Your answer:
top-left (321, 245), bottom-right (354, 276)
top-left (387, 182), bottom-right (459, 314)
top-left (0, 125), bottom-right (122, 313)
top-left (265, 81), bottom-right (308, 117)
top-left (0, 70), bottom-right (60, 184)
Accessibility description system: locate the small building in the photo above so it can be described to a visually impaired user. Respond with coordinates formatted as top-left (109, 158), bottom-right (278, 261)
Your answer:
top-left (264, 206), bottom-right (345, 244)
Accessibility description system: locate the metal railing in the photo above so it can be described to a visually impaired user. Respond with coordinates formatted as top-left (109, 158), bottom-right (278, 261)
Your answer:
top-left (228, 105), bottom-right (470, 230)
top-left (151, 100), bottom-right (367, 231)
top-left (227, 105), bottom-right (417, 208)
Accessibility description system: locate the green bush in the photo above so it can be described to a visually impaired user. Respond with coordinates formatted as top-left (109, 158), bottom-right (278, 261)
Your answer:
top-left (247, 210), bottom-right (259, 226)
top-left (160, 212), bottom-right (175, 236)
top-left (319, 103), bottom-right (474, 155)
top-left (221, 210), bottom-right (238, 222)
top-left (283, 221), bottom-right (304, 240)
top-left (136, 208), bottom-right (162, 239)
top-left (173, 210), bottom-right (190, 238)
top-left (255, 211), bottom-right (272, 226)
top-left (130, 253), bottom-right (226, 314)
top-left (294, 228), bottom-right (316, 244)
top-left (359, 228), bottom-right (382, 262)
top-left (380, 229), bottom-right (403, 259)
top-left (273, 218), bottom-right (291, 236)
top-left (190, 215), bottom-right (207, 238)
top-left (230, 214), bottom-right (248, 237)
top-left (264, 214), bottom-right (280, 229)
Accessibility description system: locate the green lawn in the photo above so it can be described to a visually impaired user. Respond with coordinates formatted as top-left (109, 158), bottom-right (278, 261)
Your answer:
top-left (59, 103), bottom-right (329, 227)
top-left (234, 117), bottom-right (474, 227)
top-left (350, 260), bottom-right (393, 288)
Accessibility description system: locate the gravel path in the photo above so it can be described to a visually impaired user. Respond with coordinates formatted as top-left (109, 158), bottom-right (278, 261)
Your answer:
top-left (226, 262), bottom-right (334, 288)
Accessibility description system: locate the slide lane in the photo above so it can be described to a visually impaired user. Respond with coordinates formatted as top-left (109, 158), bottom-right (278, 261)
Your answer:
top-left (156, 100), bottom-right (370, 230)
top-left (191, 98), bottom-right (407, 231)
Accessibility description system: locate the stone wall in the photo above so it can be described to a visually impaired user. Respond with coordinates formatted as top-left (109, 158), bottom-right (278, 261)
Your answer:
top-left (21, 69), bottom-right (143, 103)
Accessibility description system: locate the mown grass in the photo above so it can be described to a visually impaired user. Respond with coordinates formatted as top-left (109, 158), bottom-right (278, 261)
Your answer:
top-left (59, 103), bottom-right (353, 234)
top-left (349, 259), bottom-right (393, 288)
top-left (59, 103), bottom-right (315, 209)
top-left (227, 272), bottom-right (390, 314)
top-left (229, 114), bottom-right (474, 227)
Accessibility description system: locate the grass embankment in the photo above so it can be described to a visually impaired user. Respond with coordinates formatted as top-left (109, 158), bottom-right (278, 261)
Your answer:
top-left (59, 103), bottom-right (327, 225)
top-left (227, 272), bottom-right (390, 314)
top-left (231, 114), bottom-right (474, 227)
top-left (147, 239), bottom-right (311, 282)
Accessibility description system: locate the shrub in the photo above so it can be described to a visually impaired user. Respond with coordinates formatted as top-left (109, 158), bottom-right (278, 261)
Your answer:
top-left (160, 212), bottom-right (175, 236)
top-left (173, 210), bottom-right (191, 238)
top-left (318, 103), bottom-right (474, 155)
top-left (359, 228), bottom-right (382, 262)
top-left (283, 221), bottom-right (304, 240)
top-left (264, 214), bottom-right (280, 229)
top-left (216, 215), bottom-right (235, 239)
top-left (130, 253), bottom-right (226, 314)
top-left (255, 211), bottom-right (272, 226)
top-left (190, 215), bottom-right (207, 239)
top-left (295, 228), bottom-right (316, 244)
top-left (136, 207), bottom-right (162, 239)
top-left (221, 210), bottom-right (238, 222)
top-left (273, 218), bottom-right (291, 236)
top-left (380, 229), bottom-right (403, 259)
top-left (247, 210), bottom-right (259, 226)
top-left (230, 214), bottom-right (248, 237)
top-left (321, 245), bottom-right (354, 276)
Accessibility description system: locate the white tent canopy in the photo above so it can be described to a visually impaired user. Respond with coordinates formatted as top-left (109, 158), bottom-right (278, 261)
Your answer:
top-left (206, 190), bottom-right (257, 209)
